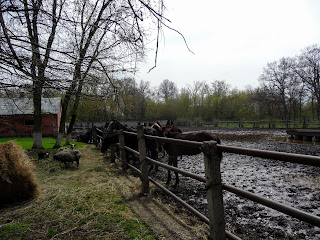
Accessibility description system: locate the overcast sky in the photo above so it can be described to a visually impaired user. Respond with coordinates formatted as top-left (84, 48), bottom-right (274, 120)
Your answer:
top-left (134, 0), bottom-right (320, 91)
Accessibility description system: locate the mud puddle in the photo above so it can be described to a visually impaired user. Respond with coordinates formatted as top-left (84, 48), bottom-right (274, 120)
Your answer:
top-left (151, 128), bottom-right (320, 239)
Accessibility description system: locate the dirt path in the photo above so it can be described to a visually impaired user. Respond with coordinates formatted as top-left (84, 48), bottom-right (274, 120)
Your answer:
top-left (99, 147), bottom-right (209, 240)
top-left (1, 144), bottom-right (208, 240)
top-left (121, 190), bottom-right (202, 240)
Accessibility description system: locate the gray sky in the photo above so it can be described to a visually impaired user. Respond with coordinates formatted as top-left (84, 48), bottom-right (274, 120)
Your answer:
top-left (134, 0), bottom-right (320, 90)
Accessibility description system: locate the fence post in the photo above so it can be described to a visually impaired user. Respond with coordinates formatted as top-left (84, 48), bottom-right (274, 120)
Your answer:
top-left (118, 130), bottom-right (127, 171)
top-left (202, 141), bottom-right (226, 240)
top-left (92, 126), bottom-right (97, 146)
top-left (109, 143), bottom-right (115, 163)
top-left (137, 125), bottom-right (149, 195)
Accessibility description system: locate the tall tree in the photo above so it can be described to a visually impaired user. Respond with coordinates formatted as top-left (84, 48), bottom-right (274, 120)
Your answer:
top-left (0, 0), bottom-right (64, 148)
top-left (294, 45), bottom-right (320, 119)
top-left (55, 0), bottom-right (182, 147)
top-left (259, 57), bottom-right (299, 120)
top-left (158, 79), bottom-right (178, 102)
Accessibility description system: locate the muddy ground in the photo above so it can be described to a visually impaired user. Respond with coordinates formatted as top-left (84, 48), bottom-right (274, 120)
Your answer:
top-left (148, 127), bottom-right (320, 240)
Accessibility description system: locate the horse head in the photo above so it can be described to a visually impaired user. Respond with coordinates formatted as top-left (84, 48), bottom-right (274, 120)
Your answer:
top-left (106, 120), bottom-right (126, 133)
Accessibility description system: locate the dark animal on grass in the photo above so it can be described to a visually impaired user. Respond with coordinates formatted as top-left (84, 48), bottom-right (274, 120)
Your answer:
top-left (53, 148), bottom-right (81, 167)
top-left (101, 127), bottom-right (138, 164)
top-left (102, 120), bottom-right (140, 165)
top-left (77, 128), bottom-right (92, 143)
top-left (102, 120), bottom-right (159, 172)
top-left (38, 151), bottom-right (49, 160)
top-left (151, 122), bottom-right (182, 158)
top-left (102, 120), bottom-right (137, 152)
top-left (164, 131), bottom-right (222, 187)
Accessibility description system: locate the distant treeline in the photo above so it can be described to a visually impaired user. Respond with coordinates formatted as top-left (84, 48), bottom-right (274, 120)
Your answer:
top-left (73, 44), bottom-right (320, 124)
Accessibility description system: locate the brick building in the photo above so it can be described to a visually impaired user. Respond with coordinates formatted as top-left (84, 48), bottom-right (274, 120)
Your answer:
top-left (0, 97), bottom-right (61, 137)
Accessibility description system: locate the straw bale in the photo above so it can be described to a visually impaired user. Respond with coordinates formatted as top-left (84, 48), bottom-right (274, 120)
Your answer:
top-left (0, 141), bottom-right (39, 205)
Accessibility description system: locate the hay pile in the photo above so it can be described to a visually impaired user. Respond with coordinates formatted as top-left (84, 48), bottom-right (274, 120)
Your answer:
top-left (0, 141), bottom-right (39, 205)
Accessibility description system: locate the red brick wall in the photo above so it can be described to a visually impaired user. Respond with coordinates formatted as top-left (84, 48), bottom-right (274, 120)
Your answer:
top-left (0, 114), bottom-right (60, 137)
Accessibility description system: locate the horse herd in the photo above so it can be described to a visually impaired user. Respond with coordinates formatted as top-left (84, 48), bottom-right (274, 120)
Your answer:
top-left (97, 120), bottom-right (222, 187)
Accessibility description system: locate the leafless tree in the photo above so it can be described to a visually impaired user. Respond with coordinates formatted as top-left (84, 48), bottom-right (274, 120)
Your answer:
top-left (0, 0), bottom-right (65, 148)
top-left (259, 57), bottom-right (302, 120)
top-left (294, 44), bottom-right (320, 119)
top-left (158, 79), bottom-right (178, 102)
top-left (54, 0), bottom-right (187, 146)
top-left (211, 80), bottom-right (230, 98)
top-left (0, 0), bottom-right (193, 148)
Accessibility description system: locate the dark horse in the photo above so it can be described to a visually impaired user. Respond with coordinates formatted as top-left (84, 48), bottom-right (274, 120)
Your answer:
top-left (164, 131), bottom-right (222, 187)
top-left (150, 121), bottom-right (182, 158)
top-left (101, 120), bottom-right (137, 163)
top-left (101, 120), bottom-right (159, 171)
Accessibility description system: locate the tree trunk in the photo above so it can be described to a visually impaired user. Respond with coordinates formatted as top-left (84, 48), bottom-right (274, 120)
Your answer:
top-left (32, 82), bottom-right (43, 149)
top-left (53, 95), bottom-right (72, 148)
top-left (65, 113), bottom-right (76, 145)
top-left (32, 131), bottom-right (43, 149)
top-left (65, 134), bottom-right (72, 146)
top-left (55, 132), bottom-right (64, 148)
top-left (65, 72), bottom-right (85, 145)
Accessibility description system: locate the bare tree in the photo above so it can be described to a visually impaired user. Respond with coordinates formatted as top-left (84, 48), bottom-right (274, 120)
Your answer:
top-left (1, 0), bottom-right (193, 148)
top-left (0, 0), bottom-right (64, 148)
top-left (158, 79), bottom-right (178, 102)
top-left (55, 0), bottom-right (183, 147)
top-left (259, 57), bottom-right (300, 120)
top-left (211, 80), bottom-right (230, 98)
top-left (294, 45), bottom-right (320, 119)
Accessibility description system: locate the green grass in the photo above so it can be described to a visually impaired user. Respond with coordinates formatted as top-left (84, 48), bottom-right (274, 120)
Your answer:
top-left (0, 145), bottom-right (159, 240)
top-left (0, 137), bottom-right (86, 149)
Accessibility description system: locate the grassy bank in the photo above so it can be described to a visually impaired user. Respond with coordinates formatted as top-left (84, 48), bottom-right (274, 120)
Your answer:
top-left (0, 137), bottom-right (86, 149)
top-left (0, 145), bottom-right (158, 239)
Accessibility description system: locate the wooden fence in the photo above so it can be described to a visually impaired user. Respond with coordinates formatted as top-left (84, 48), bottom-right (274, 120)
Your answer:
top-left (94, 126), bottom-right (320, 240)
top-left (177, 120), bottom-right (320, 129)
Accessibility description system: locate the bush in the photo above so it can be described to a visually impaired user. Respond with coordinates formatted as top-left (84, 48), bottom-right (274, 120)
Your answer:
top-left (0, 141), bottom-right (39, 205)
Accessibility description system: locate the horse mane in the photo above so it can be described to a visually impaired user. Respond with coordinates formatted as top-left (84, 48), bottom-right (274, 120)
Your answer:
top-left (106, 120), bottom-right (127, 133)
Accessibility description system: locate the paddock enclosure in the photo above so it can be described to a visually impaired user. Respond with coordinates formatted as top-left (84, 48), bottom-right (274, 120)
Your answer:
top-left (91, 125), bottom-right (320, 239)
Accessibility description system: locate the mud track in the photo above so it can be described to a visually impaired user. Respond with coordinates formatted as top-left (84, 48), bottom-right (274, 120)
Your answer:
top-left (149, 127), bottom-right (320, 240)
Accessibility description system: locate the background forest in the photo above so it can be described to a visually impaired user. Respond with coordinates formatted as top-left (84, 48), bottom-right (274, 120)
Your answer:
top-left (1, 1), bottom-right (320, 149)
top-left (75, 44), bottom-right (320, 123)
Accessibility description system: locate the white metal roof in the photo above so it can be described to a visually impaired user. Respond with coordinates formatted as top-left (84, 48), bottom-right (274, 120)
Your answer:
top-left (0, 97), bottom-right (61, 115)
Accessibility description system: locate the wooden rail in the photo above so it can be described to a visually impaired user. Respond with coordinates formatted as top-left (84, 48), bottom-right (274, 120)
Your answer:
top-left (102, 127), bottom-right (320, 240)
top-left (178, 120), bottom-right (320, 129)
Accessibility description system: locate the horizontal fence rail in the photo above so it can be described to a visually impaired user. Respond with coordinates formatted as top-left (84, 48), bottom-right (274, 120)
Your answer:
top-left (177, 120), bottom-right (320, 129)
top-left (222, 184), bottom-right (320, 228)
top-left (100, 126), bottom-right (320, 239)
top-left (148, 151), bottom-right (320, 228)
top-left (126, 159), bottom-right (241, 240)
top-left (219, 145), bottom-right (320, 167)
top-left (144, 133), bottom-right (320, 167)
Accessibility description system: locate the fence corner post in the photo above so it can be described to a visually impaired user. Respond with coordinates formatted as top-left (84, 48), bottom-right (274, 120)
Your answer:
top-left (118, 130), bottom-right (127, 171)
top-left (137, 125), bottom-right (149, 195)
top-left (202, 140), bottom-right (226, 240)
